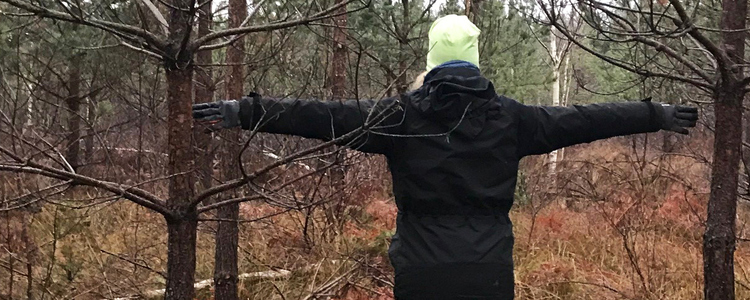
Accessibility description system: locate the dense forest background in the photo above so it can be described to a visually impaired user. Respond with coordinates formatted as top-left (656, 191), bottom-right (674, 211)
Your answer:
top-left (1, 0), bottom-right (750, 299)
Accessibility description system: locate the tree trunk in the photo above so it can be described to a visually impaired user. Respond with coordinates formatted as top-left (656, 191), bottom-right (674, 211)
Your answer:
top-left (164, 0), bottom-right (197, 297)
top-left (662, 131), bottom-right (675, 153)
top-left (214, 203), bottom-right (239, 299)
top-left (214, 0), bottom-right (245, 298)
top-left (558, 52), bottom-right (571, 162)
top-left (22, 211), bottom-right (34, 300)
top-left (396, 0), bottom-right (409, 95)
top-left (84, 95), bottom-right (95, 163)
top-left (65, 53), bottom-right (83, 171)
top-left (397, 40), bottom-right (407, 94)
top-left (743, 108), bottom-right (750, 195)
top-left (464, 0), bottom-right (481, 24)
top-left (331, 0), bottom-right (348, 99)
top-left (705, 85), bottom-right (742, 300)
top-left (165, 214), bottom-right (198, 300)
top-left (164, 65), bottom-right (198, 300)
top-left (704, 0), bottom-right (747, 298)
top-left (195, 0), bottom-right (214, 191)
top-left (24, 80), bottom-right (34, 135)
top-left (326, 0), bottom-right (349, 236)
top-left (548, 26), bottom-right (561, 201)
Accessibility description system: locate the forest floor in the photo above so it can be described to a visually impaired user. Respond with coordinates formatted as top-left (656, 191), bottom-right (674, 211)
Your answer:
top-left (5, 136), bottom-right (750, 299)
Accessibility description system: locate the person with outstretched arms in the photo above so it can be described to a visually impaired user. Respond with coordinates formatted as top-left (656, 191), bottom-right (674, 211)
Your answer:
top-left (193, 15), bottom-right (697, 300)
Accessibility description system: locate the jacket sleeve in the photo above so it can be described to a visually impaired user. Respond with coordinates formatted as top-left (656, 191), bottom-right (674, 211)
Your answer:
top-left (509, 97), bottom-right (662, 157)
top-left (237, 94), bottom-right (403, 155)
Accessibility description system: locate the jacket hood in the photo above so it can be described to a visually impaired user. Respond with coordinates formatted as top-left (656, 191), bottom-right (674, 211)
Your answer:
top-left (410, 66), bottom-right (497, 122)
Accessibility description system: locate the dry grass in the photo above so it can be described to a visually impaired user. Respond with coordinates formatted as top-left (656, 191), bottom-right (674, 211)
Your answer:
top-left (3, 135), bottom-right (750, 299)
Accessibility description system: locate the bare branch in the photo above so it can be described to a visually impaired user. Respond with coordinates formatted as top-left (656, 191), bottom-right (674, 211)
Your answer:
top-left (539, 1), bottom-right (715, 90)
top-left (0, 146), bottom-right (171, 216)
top-left (113, 269), bottom-right (293, 299)
top-left (119, 40), bottom-right (163, 60)
top-left (0, 163), bottom-right (170, 216)
top-left (100, 249), bottom-right (167, 278)
top-left (189, 97), bottom-right (399, 207)
top-left (138, 0), bottom-right (170, 35)
top-left (625, 30), bottom-right (714, 84)
top-left (196, 195), bottom-right (263, 214)
top-left (192, 0), bottom-right (361, 49)
top-left (196, 155), bottom-right (335, 214)
top-left (189, 127), bottom-right (362, 207)
top-left (0, 0), bottom-right (167, 50)
top-left (668, 0), bottom-right (730, 73)
top-left (196, 0), bottom-right (267, 51)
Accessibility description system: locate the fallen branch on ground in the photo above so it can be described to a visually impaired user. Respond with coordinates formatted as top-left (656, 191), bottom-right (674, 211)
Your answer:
top-left (111, 269), bottom-right (292, 300)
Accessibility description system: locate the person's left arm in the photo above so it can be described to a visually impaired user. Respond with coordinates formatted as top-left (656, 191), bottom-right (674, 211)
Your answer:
top-left (505, 97), bottom-right (697, 157)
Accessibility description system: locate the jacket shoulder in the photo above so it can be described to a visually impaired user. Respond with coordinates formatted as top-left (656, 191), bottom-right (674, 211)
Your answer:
top-left (495, 95), bottom-right (521, 106)
top-left (494, 95), bottom-right (527, 114)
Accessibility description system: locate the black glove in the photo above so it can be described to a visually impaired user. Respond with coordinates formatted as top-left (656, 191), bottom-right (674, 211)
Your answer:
top-left (655, 102), bottom-right (698, 134)
top-left (192, 100), bottom-right (241, 129)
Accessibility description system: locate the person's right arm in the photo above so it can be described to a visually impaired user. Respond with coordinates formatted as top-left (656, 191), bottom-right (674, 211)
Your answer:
top-left (193, 93), bottom-right (404, 155)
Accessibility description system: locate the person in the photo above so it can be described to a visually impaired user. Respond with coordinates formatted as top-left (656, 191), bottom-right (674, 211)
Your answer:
top-left (193, 14), bottom-right (697, 300)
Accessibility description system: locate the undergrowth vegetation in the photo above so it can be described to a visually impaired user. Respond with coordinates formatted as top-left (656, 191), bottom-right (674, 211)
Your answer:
top-left (4, 129), bottom-right (749, 299)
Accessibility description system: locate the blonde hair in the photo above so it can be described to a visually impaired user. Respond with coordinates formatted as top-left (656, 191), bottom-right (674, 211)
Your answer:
top-left (409, 71), bottom-right (428, 91)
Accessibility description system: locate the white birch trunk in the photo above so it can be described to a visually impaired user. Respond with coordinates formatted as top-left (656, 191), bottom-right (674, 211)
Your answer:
top-left (23, 81), bottom-right (34, 135)
top-left (548, 26), bottom-right (561, 191)
top-left (558, 50), bottom-right (572, 162)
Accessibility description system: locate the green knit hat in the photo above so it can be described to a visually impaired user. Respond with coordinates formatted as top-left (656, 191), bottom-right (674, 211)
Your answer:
top-left (426, 15), bottom-right (481, 71)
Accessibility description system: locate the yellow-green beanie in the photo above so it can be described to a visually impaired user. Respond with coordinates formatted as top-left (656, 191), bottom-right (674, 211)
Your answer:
top-left (426, 15), bottom-right (481, 71)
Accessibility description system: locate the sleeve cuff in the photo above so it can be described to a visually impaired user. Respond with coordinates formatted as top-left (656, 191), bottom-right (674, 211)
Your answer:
top-left (641, 97), bottom-right (662, 131)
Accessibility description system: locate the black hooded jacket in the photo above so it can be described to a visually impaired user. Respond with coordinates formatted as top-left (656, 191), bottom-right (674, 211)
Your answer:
top-left (237, 67), bottom-right (662, 299)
